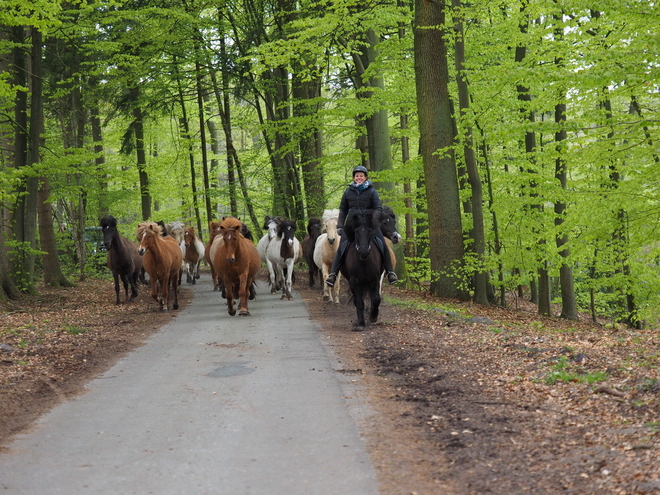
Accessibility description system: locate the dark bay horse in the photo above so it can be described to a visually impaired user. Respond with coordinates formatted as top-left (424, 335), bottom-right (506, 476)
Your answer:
top-left (302, 217), bottom-right (322, 288)
top-left (182, 226), bottom-right (205, 285)
top-left (100, 215), bottom-right (144, 305)
top-left (340, 210), bottom-right (386, 329)
top-left (137, 222), bottom-right (183, 311)
top-left (214, 217), bottom-right (260, 316)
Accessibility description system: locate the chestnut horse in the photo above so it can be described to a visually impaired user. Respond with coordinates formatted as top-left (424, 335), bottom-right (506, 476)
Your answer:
top-left (101, 215), bottom-right (143, 305)
top-left (214, 217), bottom-right (260, 316)
top-left (313, 209), bottom-right (341, 304)
top-left (302, 217), bottom-right (322, 288)
top-left (182, 226), bottom-right (205, 285)
top-left (137, 222), bottom-right (183, 311)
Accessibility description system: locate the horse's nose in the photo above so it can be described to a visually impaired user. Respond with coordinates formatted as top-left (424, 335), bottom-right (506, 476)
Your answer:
top-left (328, 237), bottom-right (335, 245)
top-left (138, 247), bottom-right (145, 256)
top-left (227, 257), bottom-right (235, 264)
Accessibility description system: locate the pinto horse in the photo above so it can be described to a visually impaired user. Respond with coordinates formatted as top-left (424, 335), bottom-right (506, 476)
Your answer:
top-left (182, 226), bottom-right (205, 285)
top-left (266, 219), bottom-right (302, 300)
top-left (256, 216), bottom-right (282, 294)
top-left (137, 222), bottom-right (183, 311)
top-left (100, 215), bottom-right (143, 305)
top-left (302, 217), bottom-right (322, 288)
top-left (340, 210), bottom-right (387, 329)
top-left (313, 209), bottom-right (342, 304)
top-left (214, 217), bottom-right (260, 316)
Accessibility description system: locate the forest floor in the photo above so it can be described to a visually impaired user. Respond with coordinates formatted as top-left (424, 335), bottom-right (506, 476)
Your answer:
top-left (1, 270), bottom-right (659, 494)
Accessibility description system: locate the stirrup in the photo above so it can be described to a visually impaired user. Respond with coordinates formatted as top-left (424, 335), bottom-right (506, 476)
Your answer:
top-left (387, 271), bottom-right (398, 284)
top-left (325, 273), bottom-right (337, 287)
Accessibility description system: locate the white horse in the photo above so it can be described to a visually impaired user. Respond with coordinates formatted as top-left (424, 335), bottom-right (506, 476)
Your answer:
top-left (313, 209), bottom-right (341, 304)
top-left (266, 219), bottom-right (302, 300)
top-left (257, 216), bottom-right (282, 294)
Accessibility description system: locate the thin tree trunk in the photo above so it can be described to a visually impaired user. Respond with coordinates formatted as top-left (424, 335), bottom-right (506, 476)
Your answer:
top-left (11, 26), bottom-right (38, 294)
top-left (515, 7), bottom-right (550, 316)
top-left (453, 0), bottom-right (488, 305)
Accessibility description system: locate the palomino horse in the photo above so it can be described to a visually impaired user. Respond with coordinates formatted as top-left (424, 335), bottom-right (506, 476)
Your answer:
top-left (256, 216), bottom-right (282, 294)
top-left (340, 210), bottom-right (386, 329)
top-left (101, 215), bottom-right (143, 305)
top-left (214, 217), bottom-right (260, 316)
top-left (182, 226), bottom-right (205, 284)
top-left (137, 222), bottom-right (183, 311)
top-left (302, 217), bottom-right (322, 288)
top-left (313, 209), bottom-right (341, 304)
top-left (266, 219), bottom-right (302, 300)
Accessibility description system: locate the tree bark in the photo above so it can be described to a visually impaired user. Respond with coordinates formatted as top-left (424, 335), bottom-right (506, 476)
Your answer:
top-left (414, 0), bottom-right (466, 299)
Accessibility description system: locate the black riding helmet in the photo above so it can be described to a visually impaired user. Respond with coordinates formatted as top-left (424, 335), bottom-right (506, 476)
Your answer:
top-left (352, 165), bottom-right (368, 177)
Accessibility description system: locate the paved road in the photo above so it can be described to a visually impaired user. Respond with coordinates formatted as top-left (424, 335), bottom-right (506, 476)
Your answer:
top-left (0, 281), bottom-right (378, 494)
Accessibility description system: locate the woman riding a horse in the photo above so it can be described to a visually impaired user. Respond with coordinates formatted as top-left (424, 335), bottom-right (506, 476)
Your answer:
top-left (325, 165), bottom-right (398, 287)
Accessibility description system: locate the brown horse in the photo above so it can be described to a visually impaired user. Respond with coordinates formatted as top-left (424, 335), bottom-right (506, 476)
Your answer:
top-left (214, 217), bottom-right (260, 316)
top-left (101, 215), bottom-right (143, 305)
top-left (183, 226), bottom-right (205, 285)
top-left (137, 222), bottom-right (183, 311)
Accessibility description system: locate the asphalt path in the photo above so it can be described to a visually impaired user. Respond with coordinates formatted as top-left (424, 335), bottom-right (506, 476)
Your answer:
top-left (0, 279), bottom-right (379, 494)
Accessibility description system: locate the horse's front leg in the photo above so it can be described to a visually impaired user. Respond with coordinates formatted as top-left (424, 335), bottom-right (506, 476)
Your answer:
top-left (171, 270), bottom-right (180, 310)
top-left (150, 279), bottom-right (161, 309)
top-left (238, 274), bottom-right (251, 316)
top-left (350, 283), bottom-right (366, 330)
top-left (369, 287), bottom-right (381, 324)
top-left (161, 274), bottom-right (170, 311)
top-left (224, 279), bottom-right (236, 316)
top-left (282, 260), bottom-right (293, 300)
top-left (112, 272), bottom-right (121, 305)
top-left (266, 259), bottom-right (278, 294)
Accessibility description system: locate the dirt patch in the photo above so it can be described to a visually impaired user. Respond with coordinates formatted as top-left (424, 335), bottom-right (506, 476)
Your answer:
top-left (296, 279), bottom-right (660, 495)
top-left (1, 272), bottom-right (659, 494)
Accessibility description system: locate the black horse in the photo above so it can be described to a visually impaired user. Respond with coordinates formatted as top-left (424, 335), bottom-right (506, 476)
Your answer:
top-left (302, 217), bottom-right (322, 288)
top-left (340, 210), bottom-right (386, 330)
top-left (100, 215), bottom-right (144, 305)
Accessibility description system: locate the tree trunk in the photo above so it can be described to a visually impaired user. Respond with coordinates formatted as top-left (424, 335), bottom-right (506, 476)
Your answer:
top-left (130, 88), bottom-right (151, 221)
top-left (453, 0), bottom-right (488, 305)
top-left (195, 57), bottom-right (213, 225)
top-left (292, 71), bottom-right (325, 219)
top-left (11, 26), bottom-right (38, 294)
top-left (414, 0), bottom-right (465, 299)
top-left (350, 28), bottom-right (394, 192)
top-left (515, 10), bottom-right (550, 316)
top-left (29, 29), bottom-right (71, 287)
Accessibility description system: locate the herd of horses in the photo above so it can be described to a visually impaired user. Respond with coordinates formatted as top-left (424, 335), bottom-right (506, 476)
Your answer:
top-left (99, 207), bottom-right (400, 329)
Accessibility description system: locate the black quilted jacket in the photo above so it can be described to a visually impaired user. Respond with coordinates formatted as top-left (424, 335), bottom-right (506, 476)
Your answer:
top-left (337, 181), bottom-right (383, 229)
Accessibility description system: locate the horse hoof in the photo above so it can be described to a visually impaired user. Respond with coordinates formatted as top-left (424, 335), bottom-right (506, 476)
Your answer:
top-left (270, 289), bottom-right (277, 295)
top-left (191, 279), bottom-right (196, 285)
top-left (352, 325), bottom-right (365, 332)
top-left (228, 309), bottom-right (236, 316)
top-left (239, 310), bottom-right (250, 316)
top-left (173, 304), bottom-right (179, 310)
top-left (322, 296), bottom-right (330, 302)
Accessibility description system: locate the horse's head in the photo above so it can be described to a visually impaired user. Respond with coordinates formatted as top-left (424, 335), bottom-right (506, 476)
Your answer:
top-left (184, 227), bottom-right (195, 248)
top-left (219, 217), bottom-right (244, 263)
top-left (378, 206), bottom-right (402, 245)
top-left (137, 222), bottom-right (162, 256)
top-left (307, 217), bottom-right (322, 239)
top-left (322, 209), bottom-right (340, 245)
top-left (100, 215), bottom-right (118, 250)
top-left (346, 211), bottom-right (376, 262)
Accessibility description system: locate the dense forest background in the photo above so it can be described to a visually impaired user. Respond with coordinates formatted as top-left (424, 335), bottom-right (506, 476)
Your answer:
top-left (1, 0), bottom-right (658, 326)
